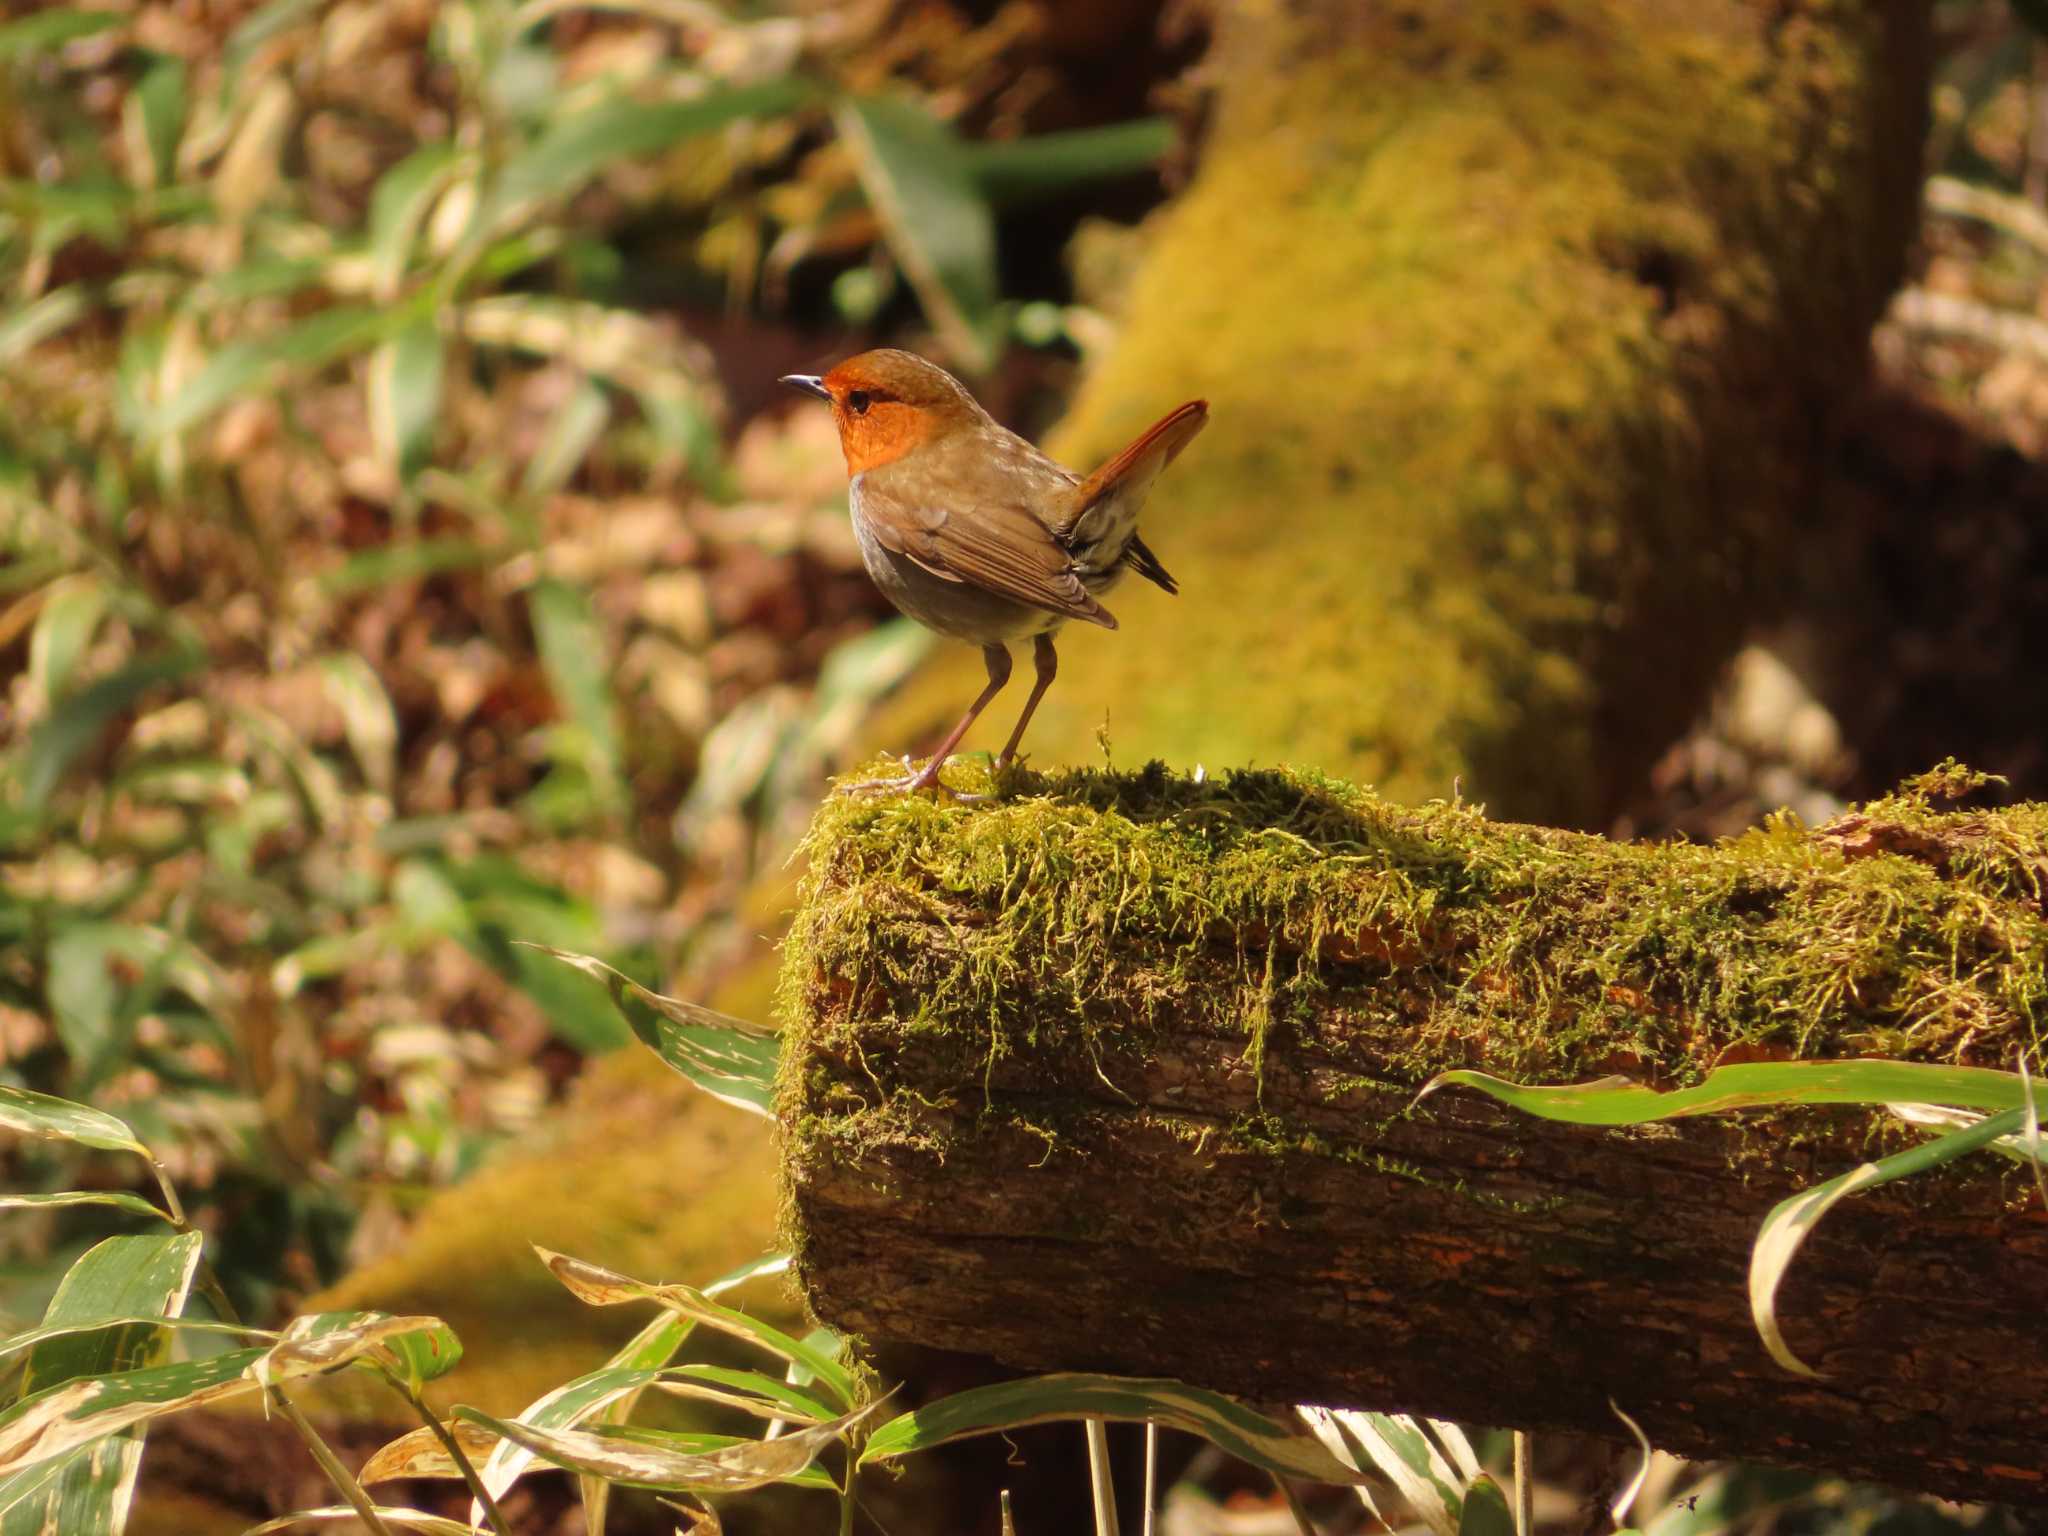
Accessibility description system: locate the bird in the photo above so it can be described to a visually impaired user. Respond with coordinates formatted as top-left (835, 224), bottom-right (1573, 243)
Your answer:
top-left (781, 349), bottom-right (1207, 794)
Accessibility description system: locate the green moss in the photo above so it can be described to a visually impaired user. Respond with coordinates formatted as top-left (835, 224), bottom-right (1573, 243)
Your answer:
top-left (867, 1), bottom-right (1923, 827)
top-left (778, 762), bottom-right (2047, 1264)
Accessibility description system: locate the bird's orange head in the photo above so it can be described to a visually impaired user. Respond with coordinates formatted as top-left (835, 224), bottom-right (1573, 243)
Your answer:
top-left (779, 349), bottom-right (987, 475)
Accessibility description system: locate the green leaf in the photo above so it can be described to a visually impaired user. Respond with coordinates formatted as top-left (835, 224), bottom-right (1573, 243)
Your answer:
top-left (223, 0), bottom-right (318, 73)
top-left (26, 574), bottom-right (109, 714)
top-left (1455, 1475), bottom-right (1516, 1536)
top-left (262, 1311), bottom-right (462, 1387)
top-left (486, 80), bottom-right (812, 227)
top-left (367, 143), bottom-right (460, 296)
top-left (318, 652), bottom-right (399, 794)
top-left (963, 118), bottom-right (1175, 203)
top-left (660, 1364), bottom-right (836, 1424)
top-left (1416, 1059), bottom-right (2036, 1124)
top-left (529, 578), bottom-right (622, 796)
top-left (45, 921), bottom-right (198, 1092)
top-left (21, 1234), bottom-right (204, 1395)
top-left (1749, 1104), bottom-right (2028, 1377)
top-left (521, 377), bottom-right (609, 499)
top-left (243, 1508), bottom-right (476, 1536)
top-left (367, 315), bottom-right (443, 488)
top-left (140, 305), bottom-right (392, 440)
top-left (517, 945), bottom-right (777, 1117)
top-left (0, 1312), bottom-right (457, 1484)
top-left (536, 1250), bottom-right (853, 1409)
top-left (452, 1399), bottom-right (879, 1494)
top-left (17, 649), bottom-right (204, 812)
top-left (0, 1192), bottom-right (171, 1223)
top-left (0, 1085), bottom-right (152, 1160)
top-left (1, 1231), bottom-right (203, 1536)
top-left (0, 1315), bottom-right (268, 1371)
top-left (1296, 1407), bottom-right (1474, 1536)
top-left (131, 54), bottom-right (187, 187)
top-left (0, 286), bottom-right (90, 366)
top-left (455, 1271), bottom-right (772, 1521)
top-left (0, 10), bottom-right (124, 58)
top-left (462, 1364), bottom-right (672, 1502)
top-left (318, 538), bottom-right (493, 594)
top-left (860, 1374), bottom-right (1369, 1487)
top-left (836, 95), bottom-right (1001, 372)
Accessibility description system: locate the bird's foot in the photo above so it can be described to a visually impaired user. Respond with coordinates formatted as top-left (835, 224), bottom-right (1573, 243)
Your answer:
top-left (833, 755), bottom-right (989, 801)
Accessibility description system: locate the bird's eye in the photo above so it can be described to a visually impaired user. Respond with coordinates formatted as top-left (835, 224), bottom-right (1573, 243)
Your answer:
top-left (846, 390), bottom-right (871, 416)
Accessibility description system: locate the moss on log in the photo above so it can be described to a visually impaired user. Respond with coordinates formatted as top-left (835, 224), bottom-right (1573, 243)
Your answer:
top-left (780, 763), bottom-right (2048, 1504)
top-left (872, 0), bottom-right (1931, 826)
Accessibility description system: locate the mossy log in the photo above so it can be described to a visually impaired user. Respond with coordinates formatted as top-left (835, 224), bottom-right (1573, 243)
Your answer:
top-left (780, 765), bottom-right (2048, 1505)
top-left (870, 0), bottom-right (1932, 827)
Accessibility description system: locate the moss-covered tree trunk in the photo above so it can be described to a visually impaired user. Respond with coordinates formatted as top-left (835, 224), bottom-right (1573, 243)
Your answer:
top-left (873, 0), bottom-right (1931, 827)
top-left (781, 766), bottom-right (2048, 1505)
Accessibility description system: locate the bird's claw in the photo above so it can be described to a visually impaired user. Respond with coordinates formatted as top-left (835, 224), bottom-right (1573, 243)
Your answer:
top-left (833, 754), bottom-right (989, 801)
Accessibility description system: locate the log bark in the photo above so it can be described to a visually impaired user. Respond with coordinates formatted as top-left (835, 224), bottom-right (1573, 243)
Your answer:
top-left (779, 765), bottom-right (2048, 1506)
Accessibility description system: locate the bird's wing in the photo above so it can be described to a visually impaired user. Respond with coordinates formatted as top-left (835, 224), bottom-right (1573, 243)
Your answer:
top-left (1063, 400), bottom-right (1208, 530)
top-left (860, 483), bottom-right (1116, 630)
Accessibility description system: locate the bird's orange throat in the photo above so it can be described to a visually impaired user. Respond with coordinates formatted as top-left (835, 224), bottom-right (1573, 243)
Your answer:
top-left (835, 400), bottom-right (951, 475)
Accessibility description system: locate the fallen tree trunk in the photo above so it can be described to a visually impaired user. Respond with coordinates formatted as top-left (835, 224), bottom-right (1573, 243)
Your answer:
top-left (779, 765), bottom-right (2048, 1506)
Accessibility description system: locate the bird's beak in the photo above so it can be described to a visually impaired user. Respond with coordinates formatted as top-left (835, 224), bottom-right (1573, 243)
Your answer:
top-left (779, 374), bottom-right (831, 403)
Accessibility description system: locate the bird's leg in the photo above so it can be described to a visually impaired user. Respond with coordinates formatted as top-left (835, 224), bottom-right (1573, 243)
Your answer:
top-left (839, 644), bottom-right (1012, 796)
top-left (994, 633), bottom-right (1057, 771)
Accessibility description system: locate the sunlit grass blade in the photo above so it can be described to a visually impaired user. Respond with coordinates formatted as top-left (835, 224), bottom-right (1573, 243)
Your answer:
top-left (0, 1086), bottom-right (149, 1156)
top-left (535, 1250), bottom-right (852, 1408)
top-left (25, 573), bottom-right (108, 721)
top-left (962, 118), bottom-right (1176, 203)
top-left (128, 54), bottom-right (186, 189)
top-left (243, 1507), bottom-right (476, 1535)
top-left (318, 653), bottom-right (400, 796)
top-left (259, 1312), bottom-right (463, 1390)
top-left (485, 81), bottom-right (812, 230)
top-left (517, 946), bottom-right (778, 1117)
top-left (861, 1375), bottom-right (1368, 1486)
top-left (452, 1400), bottom-right (879, 1493)
top-left (367, 315), bottom-right (443, 490)
top-left (0, 1087), bottom-right (184, 1224)
top-left (368, 143), bottom-right (461, 297)
top-left (1, 1231), bottom-right (203, 1536)
top-left (0, 9), bottom-right (124, 56)
top-left (0, 1315), bottom-right (270, 1371)
top-left (0, 1348), bottom-right (269, 1485)
top-left (17, 649), bottom-right (204, 813)
top-left (654, 1365), bottom-right (835, 1425)
top-left (529, 577), bottom-right (624, 803)
top-left (1608, 1401), bottom-right (1655, 1529)
top-left (521, 377), bottom-right (609, 499)
top-left (1750, 1104), bottom-right (2028, 1376)
top-left (836, 96), bottom-right (1001, 373)
top-left (361, 1419), bottom-right (502, 1485)
top-left (0, 1191), bottom-right (170, 1223)
top-left (0, 1313), bottom-right (458, 1483)
top-left (1416, 1059), bottom-right (2034, 1122)
top-left (139, 306), bottom-right (393, 441)
top-left (1298, 1407), bottom-right (1465, 1536)
top-left (0, 287), bottom-right (90, 367)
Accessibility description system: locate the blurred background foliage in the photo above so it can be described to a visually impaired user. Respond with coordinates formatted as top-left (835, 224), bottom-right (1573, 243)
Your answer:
top-left (4, 0), bottom-right (2048, 1529)
top-left (0, 0), bottom-right (1194, 1325)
